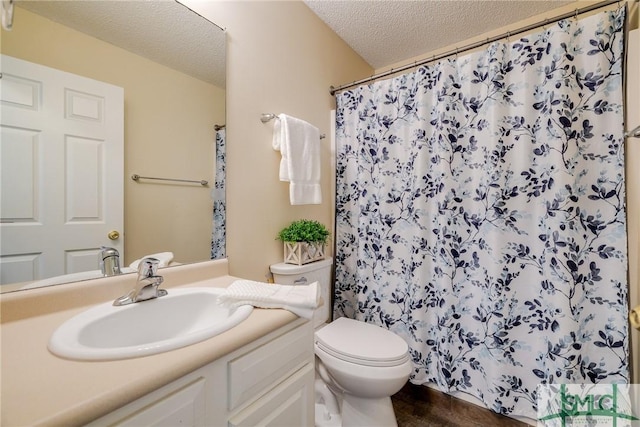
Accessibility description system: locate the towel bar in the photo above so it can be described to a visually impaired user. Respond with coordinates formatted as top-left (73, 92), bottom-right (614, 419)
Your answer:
top-left (626, 125), bottom-right (640, 138)
top-left (261, 113), bottom-right (326, 139)
top-left (131, 174), bottom-right (208, 186)
top-left (260, 113), bottom-right (278, 123)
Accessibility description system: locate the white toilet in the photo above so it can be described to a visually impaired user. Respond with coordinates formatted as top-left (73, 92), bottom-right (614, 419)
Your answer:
top-left (270, 258), bottom-right (411, 427)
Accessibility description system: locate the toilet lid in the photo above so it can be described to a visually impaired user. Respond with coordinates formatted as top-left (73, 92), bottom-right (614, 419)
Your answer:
top-left (315, 317), bottom-right (409, 367)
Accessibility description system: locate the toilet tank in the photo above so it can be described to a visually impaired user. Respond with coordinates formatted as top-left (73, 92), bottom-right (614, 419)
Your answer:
top-left (270, 258), bottom-right (333, 328)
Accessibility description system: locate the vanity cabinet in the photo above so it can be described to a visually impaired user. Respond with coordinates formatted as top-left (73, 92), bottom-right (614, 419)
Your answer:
top-left (92, 376), bottom-right (208, 426)
top-left (228, 364), bottom-right (314, 427)
top-left (87, 319), bottom-right (314, 427)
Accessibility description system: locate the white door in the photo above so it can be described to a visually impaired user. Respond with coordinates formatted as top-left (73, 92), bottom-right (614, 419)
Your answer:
top-left (0, 55), bottom-right (124, 286)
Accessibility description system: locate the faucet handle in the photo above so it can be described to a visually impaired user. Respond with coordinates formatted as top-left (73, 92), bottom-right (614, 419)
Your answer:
top-left (100, 246), bottom-right (119, 259)
top-left (137, 257), bottom-right (160, 277)
top-left (113, 257), bottom-right (165, 306)
top-left (99, 246), bottom-right (122, 277)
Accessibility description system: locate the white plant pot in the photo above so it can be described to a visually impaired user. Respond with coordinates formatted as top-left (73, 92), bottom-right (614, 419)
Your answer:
top-left (283, 242), bottom-right (326, 265)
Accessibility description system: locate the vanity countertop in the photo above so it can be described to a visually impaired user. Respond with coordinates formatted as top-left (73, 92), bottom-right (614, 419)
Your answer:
top-left (0, 259), bottom-right (300, 427)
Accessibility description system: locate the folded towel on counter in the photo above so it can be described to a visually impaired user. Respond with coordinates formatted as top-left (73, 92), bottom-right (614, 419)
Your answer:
top-left (129, 252), bottom-right (174, 269)
top-left (217, 279), bottom-right (319, 319)
top-left (272, 114), bottom-right (322, 205)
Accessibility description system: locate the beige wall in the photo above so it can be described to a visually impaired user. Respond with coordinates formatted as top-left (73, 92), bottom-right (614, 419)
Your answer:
top-left (626, 28), bottom-right (640, 385)
top-left (181, 0), bottom-right (373, 281)
top-left (624, 3), bottom-right (640, 385)
top-left (1, 7), bottom-right (225, 266)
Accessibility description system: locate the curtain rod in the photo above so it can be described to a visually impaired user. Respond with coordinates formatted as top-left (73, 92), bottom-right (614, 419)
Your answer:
top-left (329, 0), bottom-right (624, 96)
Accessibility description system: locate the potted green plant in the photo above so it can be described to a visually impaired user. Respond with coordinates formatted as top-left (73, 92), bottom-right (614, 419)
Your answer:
top-left (277, 219), bottom-right (330, 265)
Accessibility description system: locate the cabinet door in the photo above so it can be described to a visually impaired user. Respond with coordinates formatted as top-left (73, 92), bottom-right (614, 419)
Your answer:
top-left (228, 320), bottom-right (313, 411)
top-left (228, 364), bottom-right (314, 427)
top-left (87, 377), bottom-right (206, 427)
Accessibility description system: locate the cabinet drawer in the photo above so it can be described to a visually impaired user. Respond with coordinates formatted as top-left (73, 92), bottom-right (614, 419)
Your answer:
top-left (228, 322), bottom-right (313, 411)
top-left (228, 363), bottom-right (314, 427)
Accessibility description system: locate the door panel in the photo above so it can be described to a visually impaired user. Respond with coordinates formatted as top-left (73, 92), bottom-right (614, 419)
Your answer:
top-left (0, 55), bottom-right (124, 286)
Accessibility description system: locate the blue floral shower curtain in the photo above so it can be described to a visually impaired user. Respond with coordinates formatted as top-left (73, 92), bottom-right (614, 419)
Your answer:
top-left (211, 128), bottom-right (226, 259)
top-left (334, 8), bottom-right (628, 418)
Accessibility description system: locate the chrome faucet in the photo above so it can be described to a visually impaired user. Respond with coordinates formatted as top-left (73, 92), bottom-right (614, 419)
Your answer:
top-left (99, 247), bottom-right (122, 277)
top-left (113, 257), bottom-right (167, 306)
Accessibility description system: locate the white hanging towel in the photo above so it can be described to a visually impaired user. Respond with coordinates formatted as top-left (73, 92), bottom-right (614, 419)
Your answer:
top-left (217, 279), bottom-right (320, 319)
top-left (272, 114), bottom-right (322, 205)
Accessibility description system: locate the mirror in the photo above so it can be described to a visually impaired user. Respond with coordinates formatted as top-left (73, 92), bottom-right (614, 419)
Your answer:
top-left (0, 0), bottom-right (226, 292)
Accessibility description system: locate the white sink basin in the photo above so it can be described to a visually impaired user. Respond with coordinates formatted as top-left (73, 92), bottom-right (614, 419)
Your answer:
top-left (48, 287), bottom-right (253, 361)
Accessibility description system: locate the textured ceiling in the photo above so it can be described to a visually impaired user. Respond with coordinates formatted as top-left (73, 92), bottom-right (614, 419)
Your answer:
top-left (15, 0), bottom-right (226, 88)
top-left (304, 0), bottom-right (574, 70)
top-left (17, 1), bottom-right (576, 88)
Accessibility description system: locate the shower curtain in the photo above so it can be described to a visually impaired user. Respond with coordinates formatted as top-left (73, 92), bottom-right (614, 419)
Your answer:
top-left (334, 8), bottom-right (628, 418)
top-left (211, 128), bottom-right (226, 259)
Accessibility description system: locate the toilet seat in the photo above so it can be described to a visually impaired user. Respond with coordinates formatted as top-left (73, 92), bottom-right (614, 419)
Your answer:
top-left (315, 317), bottom-right (409, 367)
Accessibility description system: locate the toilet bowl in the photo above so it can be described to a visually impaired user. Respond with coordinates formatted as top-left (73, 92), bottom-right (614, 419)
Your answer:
top-left (315, 317), bottom-right (412, 426)
top-left (270, 258), bottom-right (411, 427)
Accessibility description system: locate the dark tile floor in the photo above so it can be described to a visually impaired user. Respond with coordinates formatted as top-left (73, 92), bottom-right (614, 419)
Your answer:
top-left (391, 383), bottom-right (531, 427)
